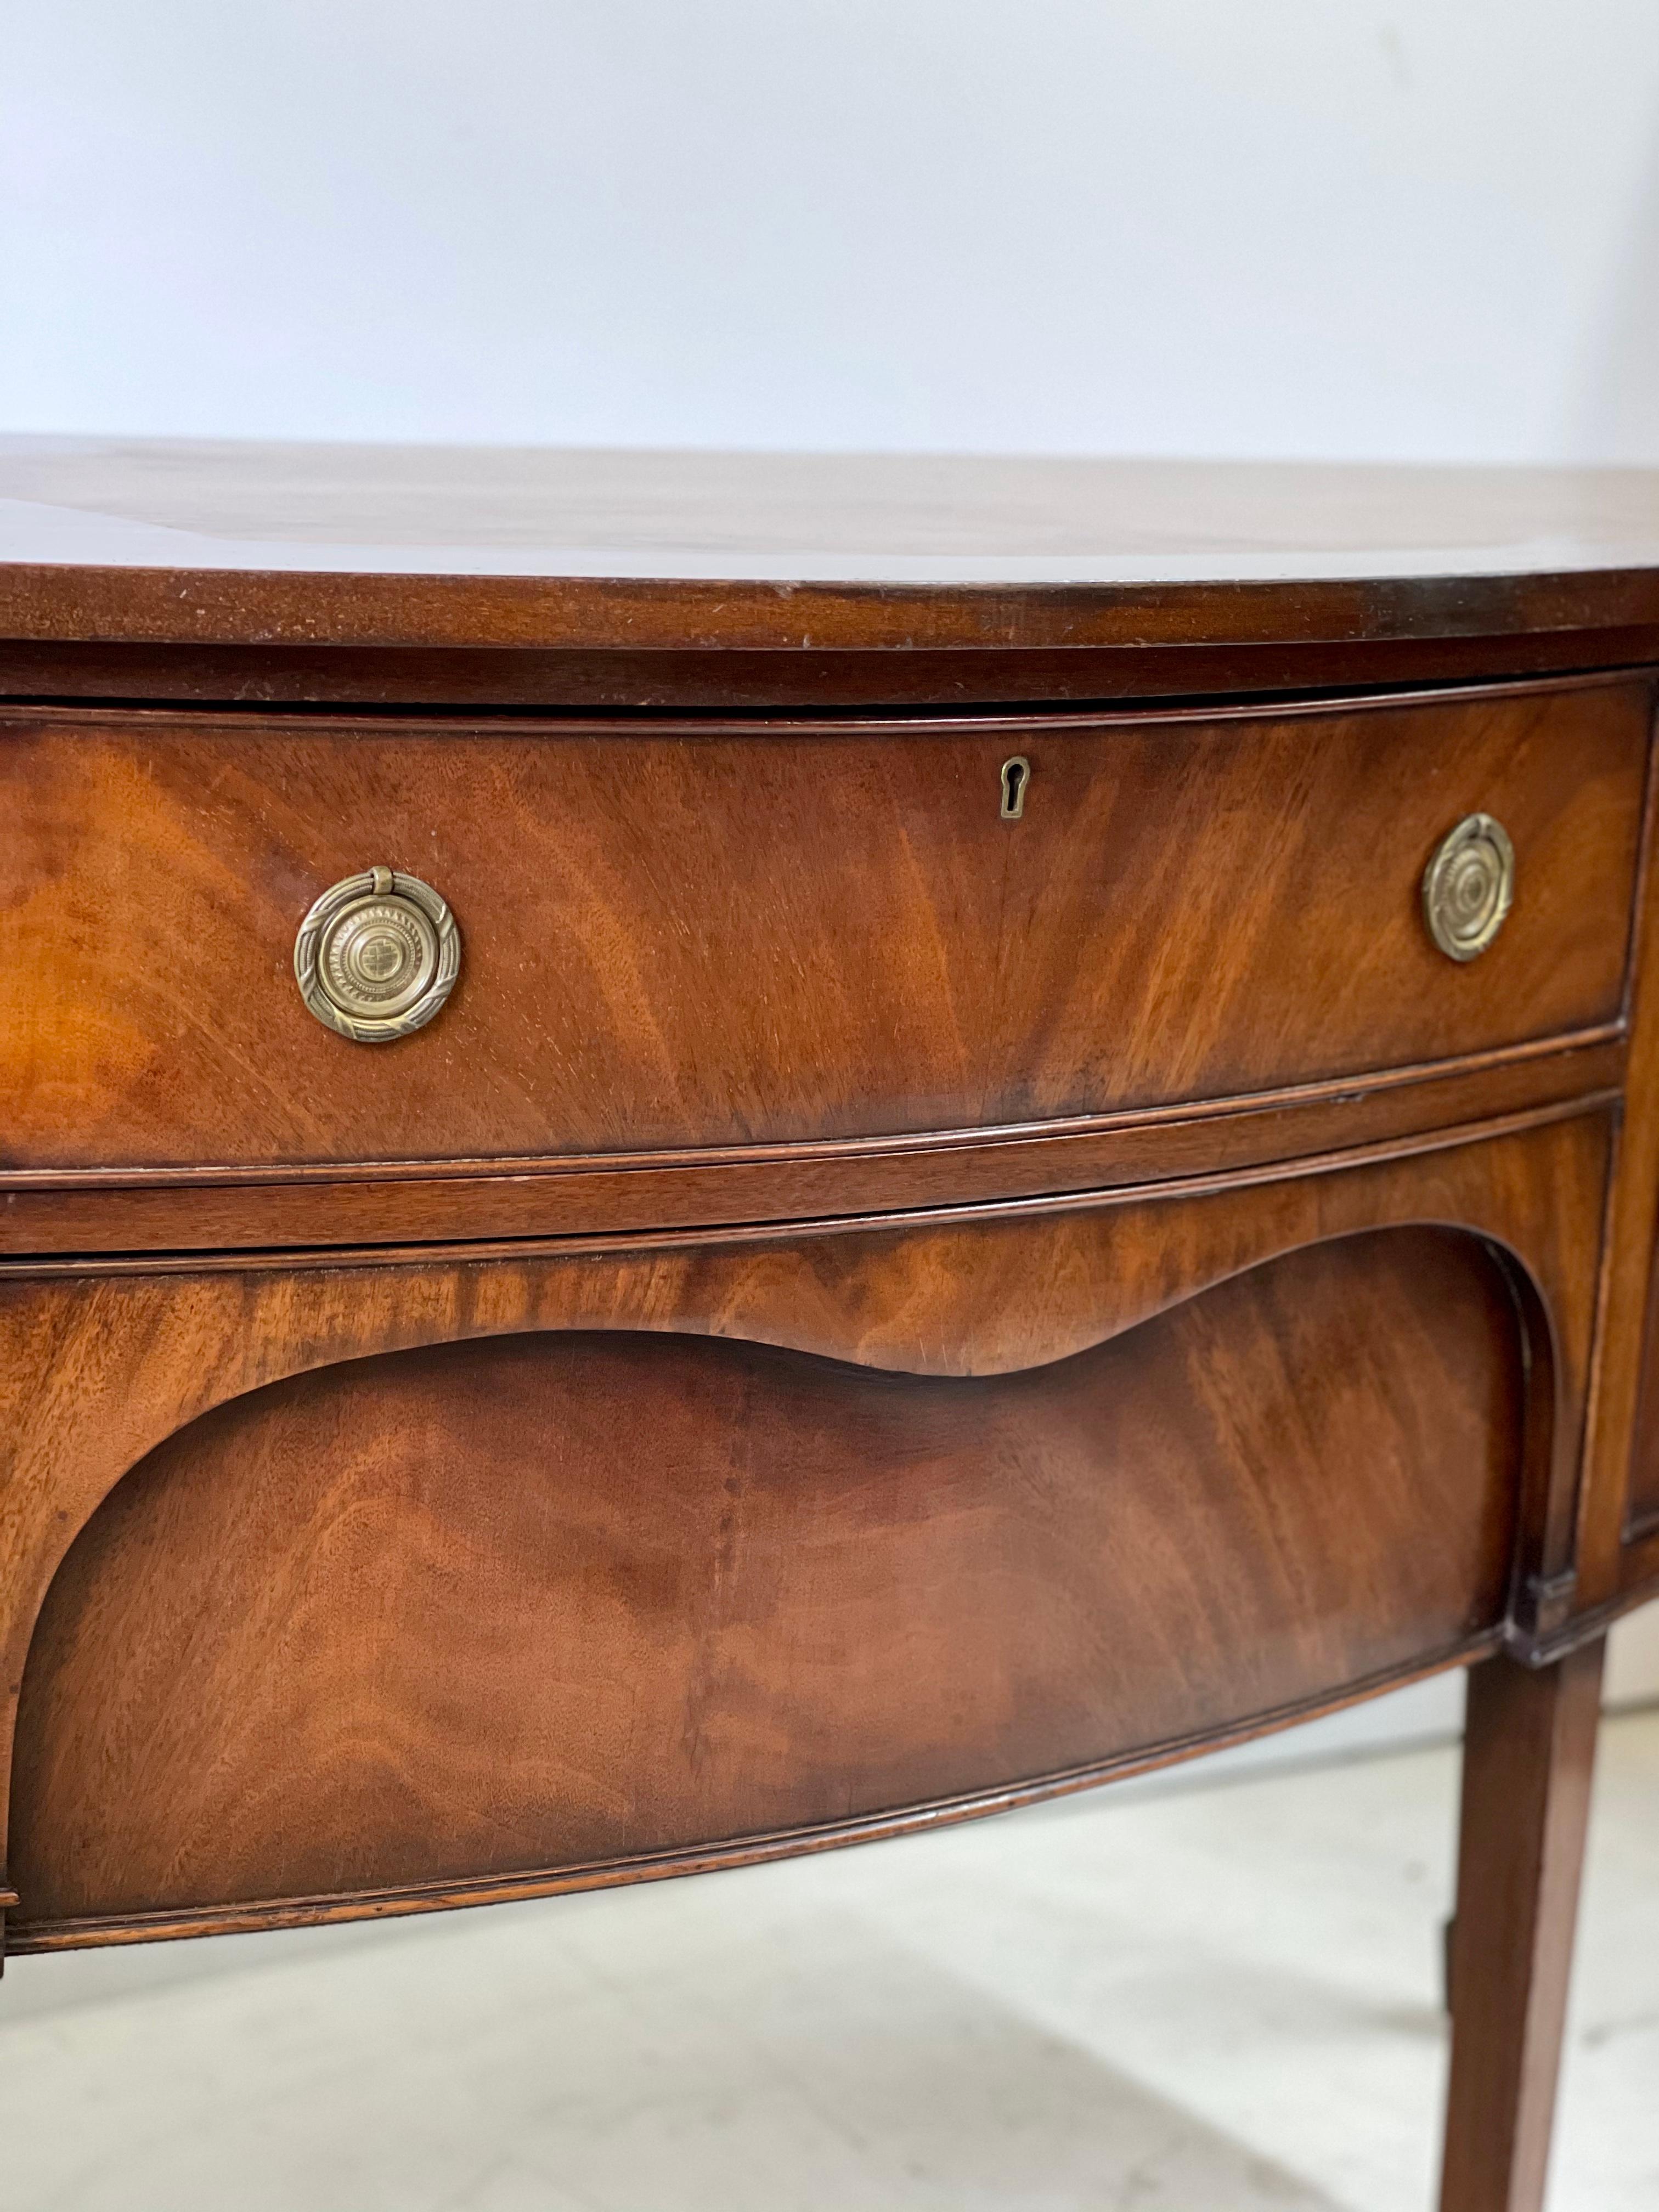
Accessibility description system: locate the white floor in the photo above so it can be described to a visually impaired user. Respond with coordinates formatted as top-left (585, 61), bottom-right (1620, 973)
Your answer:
top-left (2, 1707), bottom-right (1656, 2212)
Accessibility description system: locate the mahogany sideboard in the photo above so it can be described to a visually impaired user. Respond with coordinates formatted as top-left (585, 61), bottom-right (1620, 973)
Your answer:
top-left (4, 442), bottom-right (1659, 2210)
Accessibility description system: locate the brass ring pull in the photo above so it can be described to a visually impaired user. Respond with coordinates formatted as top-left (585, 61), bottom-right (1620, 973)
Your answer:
top-left (295, 866), bottom-right (461, 1042)
top-left (1422, 815), bottom-right (1515, 963)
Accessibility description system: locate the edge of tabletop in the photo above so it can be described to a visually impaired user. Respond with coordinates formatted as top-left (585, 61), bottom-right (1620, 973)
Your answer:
top-left (7, 560), bottom-right (1659, 656)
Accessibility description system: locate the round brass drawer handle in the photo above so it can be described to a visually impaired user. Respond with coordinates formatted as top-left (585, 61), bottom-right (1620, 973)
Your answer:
top-left (1423, 814), bottom-right (1515, 963)
top-left (295, 866), bottom-right (461, 1042)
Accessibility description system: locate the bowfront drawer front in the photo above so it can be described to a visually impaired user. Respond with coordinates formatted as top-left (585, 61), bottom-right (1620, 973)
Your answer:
top-left (10, 1231), bottom-right (1518, 1930)
top-left (0, 680), bottom-right (1646, 1172)
top-left (0, 1049), bottom-right (1616, 1945)
top-left (13, 1107), bottom-right (1596, 1944)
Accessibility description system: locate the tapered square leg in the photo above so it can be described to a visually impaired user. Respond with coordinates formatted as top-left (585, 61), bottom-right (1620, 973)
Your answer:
top-left (1437, 1639), bottom-right (1604, 2212)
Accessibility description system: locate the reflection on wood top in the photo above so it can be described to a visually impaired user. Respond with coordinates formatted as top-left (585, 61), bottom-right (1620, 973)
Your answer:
top-left (3, 437), bottom-right (1659, 653)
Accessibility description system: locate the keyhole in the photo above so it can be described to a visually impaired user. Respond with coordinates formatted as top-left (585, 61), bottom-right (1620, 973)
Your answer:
top-left (1000, 755), bottom-right (1030, 821)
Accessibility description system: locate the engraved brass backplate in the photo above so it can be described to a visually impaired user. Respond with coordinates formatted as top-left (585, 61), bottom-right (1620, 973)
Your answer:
top-left (1423, 814), bottom-right (1515, 963)
top-left (295, 866), bottom-right (461, 1042)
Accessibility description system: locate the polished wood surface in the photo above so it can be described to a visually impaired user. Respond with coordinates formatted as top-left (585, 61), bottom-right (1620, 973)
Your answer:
top-left (1627, 1301), bottom-right (1659, 1539)
top-left (3, 441), bottom-right (1659, 706)
top-left (8, 443), bottom-right (1659, 582)
top-left (3, 447), bottom-right (1659, 2211)
top-left (0, 1034), bottom-right (1622, 1257)
top-left (12, 1229), bottom-right (1520, 1935)
top-left (1440, 1641), bottom-right (1606, 2212)
top-left (0, 1107), bottom-right (1613, 1920)
top-left (0, 680), bottom-right (1644, 1172)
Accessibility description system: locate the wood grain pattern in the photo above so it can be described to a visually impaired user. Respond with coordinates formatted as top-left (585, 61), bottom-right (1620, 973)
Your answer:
top-left (3, 445), bottom-right (1656, 2205)
top-left (1563, 676), bottom-right (1659, 1603)
top-left (9, 1226), bottom-right (1522, 1937)
top-left (13, 632), bottom-right (1659, 713)
top-left (4, 449), bottom-right (1659, 708)
top-left (1440, 1641), bottom-right (1606, 2212)
top-left (4, 1645), bottom-right (1502, 1954)
top-left (1622, 1299), bottom-right (1659, 1542)
top-left (0, 681), bottom-right (1645, 1172)
top-left (0, 1108), bottom-right (1611, 1899)
top-left (0, 1032), bottom-right (1622, 1257)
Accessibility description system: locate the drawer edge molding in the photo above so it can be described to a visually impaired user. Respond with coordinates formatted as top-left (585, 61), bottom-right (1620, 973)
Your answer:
top-left (5, 1630), bottom-right (1504, 1956)
top-left (0, 1025), bottom-right (1626, 1192)
top-left (0, 1090), bottom-right (1617, 1279)
top-left (0, 1038), bottom-right (1628, 1260)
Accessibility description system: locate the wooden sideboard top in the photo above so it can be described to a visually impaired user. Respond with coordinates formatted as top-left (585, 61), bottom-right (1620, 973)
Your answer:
top-left (4, 439), bottom-right (1659, 670)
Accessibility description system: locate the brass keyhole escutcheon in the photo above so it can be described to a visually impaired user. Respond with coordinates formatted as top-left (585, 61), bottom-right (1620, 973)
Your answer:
top-left (294, 865), bottom-right (461, 1042)
top-left (1000, 755), bottom-right (1030, 820)
top-left (1423, 815), bottom-right (1515, 963)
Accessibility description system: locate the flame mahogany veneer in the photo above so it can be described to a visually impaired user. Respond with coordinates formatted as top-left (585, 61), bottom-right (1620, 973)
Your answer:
top-left (4, 443), bottom-right (1659, 2212)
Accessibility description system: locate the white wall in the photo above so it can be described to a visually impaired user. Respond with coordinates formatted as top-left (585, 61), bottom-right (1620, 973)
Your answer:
top-left (5, 0), bottom-right (1659, 460)
top-left (3, 3), bottom-right (1658, 1716)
